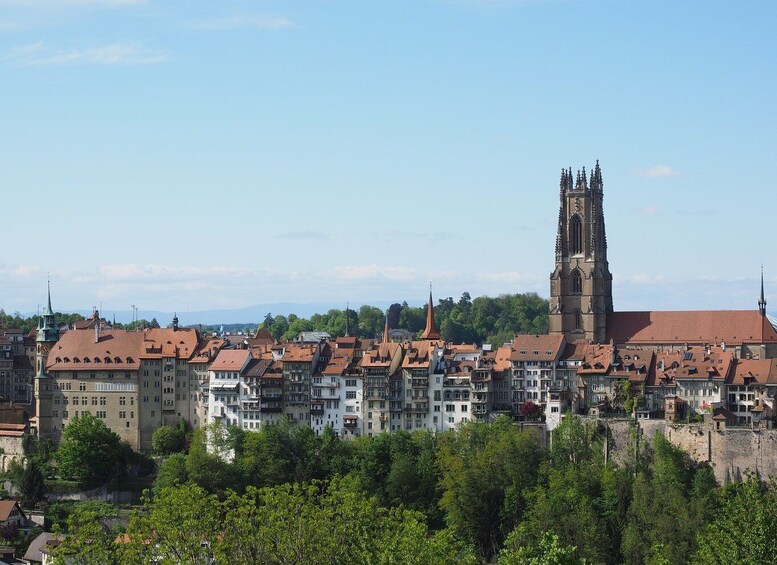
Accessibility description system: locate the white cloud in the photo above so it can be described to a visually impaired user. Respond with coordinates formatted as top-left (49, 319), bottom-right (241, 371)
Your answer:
top-left (4, 41), bottom-right (169, 65)
top-left (274, 230), bottom-right (329, 241)
top-left (633, 165), bottom-right (682, 178)
top-left (635, 204), bottom-right (662, 216)
top-left (321, 265), bottom-right (417, 282)
top-left (187, 15), bottom-right (294, 31)
top-left (475, 271), bottom-right (542, 284)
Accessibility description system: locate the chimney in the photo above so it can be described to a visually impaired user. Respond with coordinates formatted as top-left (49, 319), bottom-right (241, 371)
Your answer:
top-left (95, 323), bottom-right (100, 344)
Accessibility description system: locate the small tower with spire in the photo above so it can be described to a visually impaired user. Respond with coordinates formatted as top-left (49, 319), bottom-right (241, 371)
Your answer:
top-left (36, 279), bottom-right (60, 376)
top-left (420, 285), bottom-right (441, 340)
top-left (759, 266), bottom-right (767, 317)
top-left (383, 309), bottom-right (390, 344)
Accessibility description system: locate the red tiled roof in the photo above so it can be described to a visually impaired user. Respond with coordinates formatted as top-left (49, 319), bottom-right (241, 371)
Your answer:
top-left (0, 500), bottom-right (24, 522)
top-left (403, 341), bottom-right (433, 368)
top-left (510, 334), bottom-right (564, 361)
top-left (140, 328), bottom-right (200, 359)
top-left (494, 346), bottom-right (513, 372)
top-left (608, 311), bottom-right (777, 346)
top-left (730, 358), bottom-right (777, 386)
top-left (282, 344), bottom-right (318, 363)
top-left (576, 344), bottom-right (614, 375)
top-left (47, 330), bottom-right (145, 371)
top-left (210, 349), bottom-right (250, 372)
top-left (360, 342), bottom-right (402, 368)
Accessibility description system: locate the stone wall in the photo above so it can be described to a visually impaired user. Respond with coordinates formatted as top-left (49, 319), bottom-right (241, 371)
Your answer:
top-left (600, 417), bottom-right (777, 485)
top-left (0, 434), bottom-right (25, 471)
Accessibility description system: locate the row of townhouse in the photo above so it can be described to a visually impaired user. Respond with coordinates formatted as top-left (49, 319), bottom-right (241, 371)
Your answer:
top-left (201, 303), bottom-right (579, 437)
top-left (0, 328), bottom-right (36, 405)
top-left (573, 341), bottom-right (777, 426)
top-left (34, 288), bottom-right (777, 450)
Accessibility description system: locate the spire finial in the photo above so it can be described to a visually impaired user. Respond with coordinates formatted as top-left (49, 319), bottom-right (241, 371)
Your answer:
top-left (383, 309), bottom-right (390, 344)
top-left (759, 265), bottom-right (767, 316)
top-left (420, 285), bottom-right (441, 341)
top-left (45, 276), bottom-right (54, 317)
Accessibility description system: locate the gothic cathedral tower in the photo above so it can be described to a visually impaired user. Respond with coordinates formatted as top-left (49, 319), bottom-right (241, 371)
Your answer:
top-left (549, 161), bottom-right (613, 343)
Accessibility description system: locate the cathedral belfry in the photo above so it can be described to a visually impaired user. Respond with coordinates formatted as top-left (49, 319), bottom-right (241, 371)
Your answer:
top-left (549, 161), bottom-right (613, 343)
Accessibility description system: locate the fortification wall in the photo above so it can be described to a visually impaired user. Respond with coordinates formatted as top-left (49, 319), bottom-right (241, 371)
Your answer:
top-left (601, 418), bottom-right (777, 485)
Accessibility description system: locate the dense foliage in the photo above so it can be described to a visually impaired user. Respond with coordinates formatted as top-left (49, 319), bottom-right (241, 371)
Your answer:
top-left (260, 292), bottom-right (549, 346)
top-left (48, 416), bottom-right (777, 564)
top-left (0, 309), bottom-right (84, 334)
top-left (55, 413), bottom-right (143, 486)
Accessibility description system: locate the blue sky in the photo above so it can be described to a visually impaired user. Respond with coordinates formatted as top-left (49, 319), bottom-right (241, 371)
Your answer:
top-left (1, 0), bottom-right (776, 317)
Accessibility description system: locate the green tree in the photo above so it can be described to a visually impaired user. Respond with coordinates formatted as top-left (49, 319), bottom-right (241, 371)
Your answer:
top-left (152, 425), bottom-right (185, 455)
top-left (51, 503), bottom-right (122, 565)
top-left (358, 305), bottom-right (385, 338)
top-left (622, 433), bottom-right (699, 564)
top-left (153, 453), bottom-right (189, 493)
top-left (185, 426), bottom-right (241, 495)
top-left (20, 460), bottom-right (45, 509)
top-left (499, 531), bottom-right (586, 565)
top-left (212, 478), bottom-right (475, 564)
top-left (694, 476), bottom-right (777, 564)
top-left (437, 417), bottom-right (545, 561)
top-left (122, 483), bottom-right (220, 564)
top-left (55, 413), bottom-right (126, 485)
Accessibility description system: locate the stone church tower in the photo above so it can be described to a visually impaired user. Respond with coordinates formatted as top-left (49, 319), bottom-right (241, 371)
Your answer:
top-left (549, 161), bottom-right (613, 343)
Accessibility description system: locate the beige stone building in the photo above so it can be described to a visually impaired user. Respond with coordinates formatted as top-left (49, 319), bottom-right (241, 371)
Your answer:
top-left (37, 318), bottom-right (224, 451)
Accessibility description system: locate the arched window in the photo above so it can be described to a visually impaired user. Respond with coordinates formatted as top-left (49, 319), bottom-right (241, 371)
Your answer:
top-left (571, 270), bottom-right (583, 294)
top-left (574, 310), bottom-right (583, 331)
top-left (570, 215), bottom-right (583, 255)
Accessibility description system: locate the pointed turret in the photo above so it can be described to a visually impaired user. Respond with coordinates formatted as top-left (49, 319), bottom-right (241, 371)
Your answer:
top-left (383, 310), bottom-right (390, 344)
top-left (420, 288), bottom-right (441, 340)
top-left (37, 280), bottom-right (59, 344)
top-left (759, 266), bottom-right (767, 316)
top-left (555, 169), bottom-right (567, 257)
top-left (45, 279), bottom-right (54, 317)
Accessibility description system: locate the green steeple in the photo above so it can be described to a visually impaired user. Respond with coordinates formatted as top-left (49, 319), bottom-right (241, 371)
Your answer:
top-left (45, 278), bottom-right (54, 316)
top-left (37, 279), bottom-right (59, 344)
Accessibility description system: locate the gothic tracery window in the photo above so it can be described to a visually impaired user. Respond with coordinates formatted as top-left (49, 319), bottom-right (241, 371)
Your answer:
top-left (574, 310), bottom-right (583, 331)
top-left (572, 270), bottom-right (582, 294)
top-left (570, 215), bottom-right (583, 255)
